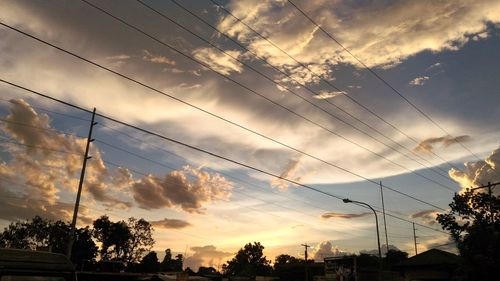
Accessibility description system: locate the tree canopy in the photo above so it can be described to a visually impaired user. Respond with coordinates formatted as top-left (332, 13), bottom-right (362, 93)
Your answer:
top-left (0, 216), bottom-right (97, 267)
top-left (274, 254), bottom-right (302, 268)
top-left (160, 248), bottom-right (183, 272)
top-left (0, 215), bottom-right (155, 266)
top-left (140, 251), bottom-right (160, 273)
top-left (223, 242), bottom-right (272, 277)
top-left (436, 188), bottom-right (500, 280)
top-left (93, 215), bottom-right (154, 263)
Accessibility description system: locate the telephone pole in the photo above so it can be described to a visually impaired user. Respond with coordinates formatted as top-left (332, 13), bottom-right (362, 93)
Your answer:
top-left (412, 222), bottom-right (418, 255)
top-left (380, 181), bottom-right (389, 255)
top-left (470, 181), bottom-right (499, 223)
top-left (301, 243), bottom-right (310, 281)
top-left (66, 108), bottom-right (97, 258)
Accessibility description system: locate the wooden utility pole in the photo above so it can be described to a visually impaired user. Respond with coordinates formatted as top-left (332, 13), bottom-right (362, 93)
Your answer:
top-left (67, 108), bottom-right (97, 258)
top-left (412, 222), bottom-right (418, 255)
top-left (380, 181), bottom-right (389, 255)
top-left (301, 243), bottom-right (310, 281)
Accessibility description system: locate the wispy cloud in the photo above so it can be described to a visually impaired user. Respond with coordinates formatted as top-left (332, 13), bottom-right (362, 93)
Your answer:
top-left (321, 212), bottom-right (370, 219)
top-left (270, 158), bottom-right (303, 190)
top-left (216, 0), bottom-right (500, 84)
top-left (414, 135), bottom-right (471, 153)
top-left (409, 76), bottom-right (430, 86)
top-left (150, 218), bottom-right (191, 229)
top-left (142, 49), bottom-right (176, 65)
top-left (410, 209), bottom-right (439, 225)
top-left (313, 91), bottom-right (346, 100)
top-left (192, 47), bottom-right (243, 75)
top-left (426, 62), bottom-right (441, 71)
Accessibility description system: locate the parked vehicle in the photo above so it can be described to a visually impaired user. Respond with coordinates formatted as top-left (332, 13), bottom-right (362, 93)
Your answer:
top-left (0, 248), bottom-right (76, 281)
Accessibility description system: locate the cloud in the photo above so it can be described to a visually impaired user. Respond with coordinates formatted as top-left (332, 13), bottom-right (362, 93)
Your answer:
top-left (106, 54), bottom-right (131, 60)
top-left (414, 135), bottom-right (471, 153)
top-left (449, 144), bottom-right (500, 190)
top-left (312, 91), bottom-right (346, 100)
top-left (132, 166), bottom-right (233, 213)
top-left (215, 0), bottom-right (500, 84)
top-left (409, 76), bottom-right (430, 86)
top-left (142, 50), bottom-right (176, 65)
top-left (192, 47), bottom-right (243, 75)
top-left (0, 99), bottom-right (131, 222)
top-left (270, 158), bottom-right (302, 190)
top-left (184, 245), bottom-right (233, 270)
top-left (426, 62), bottom-right (442, 71)
top-left (321, 212), bottom-right (370, 219)
top-left (360, 244), bottom-right (401, 256)
top-left (313, 241), bottom-right (351, 261)
top-left (410, 209), bottom-right (439, 225)
top-left (150, 218), bottom-right (191, 229)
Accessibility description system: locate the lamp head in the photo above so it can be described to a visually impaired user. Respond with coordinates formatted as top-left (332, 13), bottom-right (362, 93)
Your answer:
top-left (342, 198), bottom-right (352, 203)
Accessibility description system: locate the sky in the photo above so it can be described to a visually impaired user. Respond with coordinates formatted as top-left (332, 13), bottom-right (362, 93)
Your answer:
top-left (1, 0), bottom-right (500, 270)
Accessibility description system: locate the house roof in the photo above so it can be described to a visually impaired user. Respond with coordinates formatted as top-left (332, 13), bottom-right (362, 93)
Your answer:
top-left (396, 249), bottom-right (461, 268)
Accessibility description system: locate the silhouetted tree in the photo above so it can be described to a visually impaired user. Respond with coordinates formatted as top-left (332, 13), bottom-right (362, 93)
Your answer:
top-left (356, 253), bottom-right (379, 268)
top-left (436, 188), bottom-right (500, 280)
top-left (159, 249), bottom-right (183, 272)
top-left (93, 215), bottom-right (131, 261)
top-left (0, 216), bottom-right (97, 267)
top-left (223, 242), bottom-right (272, 277)
top-left (140, 251), bottom-right (160, 273)
top-left (125, 217), bottom-right (155, 263)
top-left (93, 215), bottom-right (154, 262)
top-left (198, 266), bottom-right (217, 275)
top-left (184, 267), bottom-right (195, 275)
top-left (274, 254), bottom-right (301, 268)
top-left (384, 249), bottom-right (408, 267)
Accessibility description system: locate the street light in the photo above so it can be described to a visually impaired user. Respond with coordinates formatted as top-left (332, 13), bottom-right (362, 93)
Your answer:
top-left (343, 198), bottom-right (382, 281)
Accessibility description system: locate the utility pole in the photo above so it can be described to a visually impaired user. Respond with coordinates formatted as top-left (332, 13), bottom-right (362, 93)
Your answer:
top-left (488, 182), bottom-right (494, 223)
top-left (301, 243), bottom-right (310, 281)
top-left (470, 181), bottom-right (499, 223)
top-left (412, 223), bottom-right (418, 255)
top-left (66, 108), bottom-right (97, 258)
top-left (380, 181), bottom-right (389, 255)
top-left (343, 198), bottom-right (382, 281)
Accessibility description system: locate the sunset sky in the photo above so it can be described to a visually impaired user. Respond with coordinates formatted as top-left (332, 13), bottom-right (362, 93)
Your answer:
top-left (1, 0), bottom-right (500, 270)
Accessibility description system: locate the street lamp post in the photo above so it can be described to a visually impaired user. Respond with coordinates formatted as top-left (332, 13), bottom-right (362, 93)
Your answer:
top-left (343, 198), bottom-right (382, 281)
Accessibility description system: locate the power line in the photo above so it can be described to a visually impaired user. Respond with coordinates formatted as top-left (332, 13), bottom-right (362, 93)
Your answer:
top-left (285, 0), bottom-right (492, 173)
top-left (0, 98), bottom-right (91, 122)
top-left (97, 138), bottom-right (384, 237)
top-left (96, 121), bottom-right (358, 216)
top-left (0, 79), bottom-right (449, 234)
top-left (76, 0), bottom-right (455, 193)
top-left (0, 136), bottom-right (80, 156)
top-left (0, 118), bottom-right (83, 138)
top-left (0, 23), bottom-right (451, 211)
top-left (207, 0), bottom-right (467, 176)
top-left (135, 0), bottom-right (456, 190)
top-left (100, 158), bottom-right (382, 239)
top-left (165, 0), bottom-right (456, 184)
